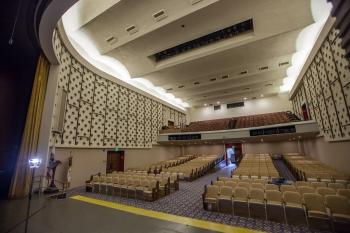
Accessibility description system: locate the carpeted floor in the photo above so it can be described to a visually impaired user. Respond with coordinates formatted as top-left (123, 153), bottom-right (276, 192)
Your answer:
top-left (272, 159), bottom-right (297, 181)
top-left (68, 163), bottom-right (328, 233)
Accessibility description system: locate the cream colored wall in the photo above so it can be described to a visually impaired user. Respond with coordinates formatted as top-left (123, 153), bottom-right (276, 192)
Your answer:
top-left (189, 94), bottom-right (292, 121)
top-left (54, 145), bottom-right (181, 189)
top-left (242, 141), bottom-right (300, 155)
top-left (301, 136), bottom-right (350, 173)
top-left (183, 144), bottom-right (225, 155)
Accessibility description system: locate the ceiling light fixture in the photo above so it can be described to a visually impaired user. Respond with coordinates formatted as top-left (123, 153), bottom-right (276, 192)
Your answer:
top-left (244, 97), bottom-right (248, 100)
top-left (204, 103), bottom-right (207, 106)
top-left (217, 101), bottom-right (220, 104)
top-left (260, 94), bottom-right (264, 97)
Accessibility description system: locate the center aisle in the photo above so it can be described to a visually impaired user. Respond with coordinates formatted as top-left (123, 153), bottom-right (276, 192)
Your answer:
top-left (70, 162), bottom-right (322, 233)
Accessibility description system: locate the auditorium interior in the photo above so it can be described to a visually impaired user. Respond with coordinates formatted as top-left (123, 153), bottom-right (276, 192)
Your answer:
top-left (1, 0), bottom-right (350, 233)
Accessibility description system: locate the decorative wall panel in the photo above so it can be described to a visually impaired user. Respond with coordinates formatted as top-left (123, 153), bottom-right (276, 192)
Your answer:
top-left (291, 27), bottom-right (350, 141)
top-left (51, 30), bottom-right (186, 148)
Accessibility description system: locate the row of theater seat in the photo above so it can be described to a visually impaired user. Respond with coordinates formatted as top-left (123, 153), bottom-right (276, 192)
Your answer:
top-left (88, 172), bottom-right (179, 201)
top-left (232, 154), bottom-right (280, 179)
top-left (163, 154), bottom-right (224, 181)
top-left (234, 112), bottom-right (291, 129)
top-left (159, 112), bottom-right (298, 134)
top-left (127, 155), bottom-right (196, 174)
top-left (283, 154), bottom-right (349, 182)
top-left (203, 178), bottom-right (350, 232)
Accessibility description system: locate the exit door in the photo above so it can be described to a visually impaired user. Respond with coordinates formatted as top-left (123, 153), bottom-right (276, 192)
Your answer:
top-left (107, 151), bottom-right (124, 173)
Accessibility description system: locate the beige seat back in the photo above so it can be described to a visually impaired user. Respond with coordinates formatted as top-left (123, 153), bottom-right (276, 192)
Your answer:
top-left (280, 185), bottom-right (297, 193)
top-left (337, 189), bottom-right (350, 200)
top-left (316, 187), bottom-right (336, 197)
top-left (225, 181), bottom-right (237, 189)
top-left (283, 191), bottom-right (302, 205)
top-left (298, 186), bottom-right (315, 195)
top-left (238, 182), bottom-right (250, 189)
top-left (265, 184), bottom-right (279, 191)
top-left (207, 185), bottom-right (219, 198)
top-left (266, 190), bottom-right (282, 203)
top-left (249, 188), bottom-right (265, 202)
top-left (250, 183), bottom-right (264, 190)
top-left (92, 175), bottom-right (99, 182)
top-left (234, 187), bottom-right (248, 200)
top-left (328, 182), bottom-right (345, 190)
top-left (295, 181), bottom-right (309, 187)
top-left (112, 176), bottom-right (119, 184)
top-left (325, 195), bottom-right (350, 216)
top-left (219, 186), bottom-right (233, 197)
top-left (303, 193), bottom-right (327, 212)
top-left (213, 181), bottom-right (224, 186)
top-left (311, 182), bottom-right (327, 189)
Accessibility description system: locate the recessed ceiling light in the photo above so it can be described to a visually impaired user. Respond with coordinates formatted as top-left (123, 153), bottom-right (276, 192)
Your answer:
top-left (217, 101), bottom-right (220, 104)
top-left (260, 94), bottom-right (264, 97)
top-left (204, 103), bottom-right (207, 106)
top-left (244, 97), bottom-right (248, 100)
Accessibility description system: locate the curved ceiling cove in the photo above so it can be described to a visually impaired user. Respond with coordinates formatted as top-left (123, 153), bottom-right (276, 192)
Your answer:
top-left (61, 0), bottom-right (331, 108)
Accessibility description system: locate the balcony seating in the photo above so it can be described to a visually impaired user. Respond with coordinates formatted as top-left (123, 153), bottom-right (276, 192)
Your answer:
top-left (159, 111), bottom-right (301, 134)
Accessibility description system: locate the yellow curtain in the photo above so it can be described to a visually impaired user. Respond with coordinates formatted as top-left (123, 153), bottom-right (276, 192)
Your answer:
top-left (9, 55), bottom-right (50, 198)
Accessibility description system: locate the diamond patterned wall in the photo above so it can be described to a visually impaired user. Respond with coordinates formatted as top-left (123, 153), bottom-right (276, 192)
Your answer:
top-left (291, 27), bottom-right (350, 141)
top-left (51, 30), bottom-right (186, 148)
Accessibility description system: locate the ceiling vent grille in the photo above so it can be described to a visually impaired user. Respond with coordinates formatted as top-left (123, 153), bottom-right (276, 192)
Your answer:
top-left (190, 0), bottom-right (203, 5)
top-left (259, 66), bottom-right (268, 71)
top-left (279, 61), bottom-right (289, 66)
top-left (106, 36), bottom-right (117, 45)
top-left (152, 19), bottom-right (254, 62)
top-left (214, 105), bottom-right (221, 110)
top-left (227, 102), bottom-right (244, 109)
top-left (125, 25), bottom-right (138, 35)
top-left (153, 10), bottom-right (167, 22)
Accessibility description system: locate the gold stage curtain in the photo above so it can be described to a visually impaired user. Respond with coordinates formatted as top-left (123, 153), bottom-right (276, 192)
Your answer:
top-left (9, 55), bottom-right (50, 198)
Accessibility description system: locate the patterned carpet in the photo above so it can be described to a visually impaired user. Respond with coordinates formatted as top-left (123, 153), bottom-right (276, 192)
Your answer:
top-left (272, 159), bottom-right (297, 181)
top-left (68, 163), bottom-right (329, 233)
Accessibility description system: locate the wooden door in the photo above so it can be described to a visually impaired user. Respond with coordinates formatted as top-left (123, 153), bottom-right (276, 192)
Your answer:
top-left (106, 151), bottom-right (124, 173)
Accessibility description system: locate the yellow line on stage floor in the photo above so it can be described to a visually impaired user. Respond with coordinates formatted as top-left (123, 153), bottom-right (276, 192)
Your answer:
top-left (71, 195), bottom-right (263, 233)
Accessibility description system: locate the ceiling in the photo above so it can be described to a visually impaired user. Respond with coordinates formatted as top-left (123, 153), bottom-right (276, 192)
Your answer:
top-left (69, 0), bottom-right (315, 107)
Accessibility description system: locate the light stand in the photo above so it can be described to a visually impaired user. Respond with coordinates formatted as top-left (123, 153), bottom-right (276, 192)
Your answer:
top-left (25, 158), bottom-right (41, 233)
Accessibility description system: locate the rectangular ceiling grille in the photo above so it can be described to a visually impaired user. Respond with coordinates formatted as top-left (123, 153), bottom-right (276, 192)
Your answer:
top-left (214, 105), bottom-right (221, 110)
top-left (152, 19), bottom-right (253, 62)
top-left (227, 102), bottom-right (244, 109)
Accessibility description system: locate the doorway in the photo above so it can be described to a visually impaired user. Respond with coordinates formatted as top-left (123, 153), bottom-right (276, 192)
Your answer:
top-left (301, 104), bottom-right (309, 120)
top-left (225, 143), bottom-right (242, 164)
top-left (106, 151), bottom-right (124, 173)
